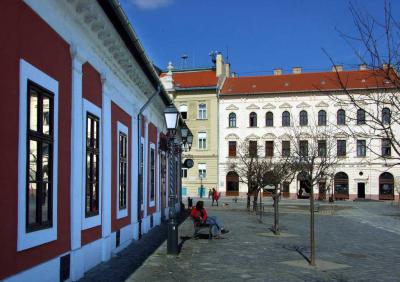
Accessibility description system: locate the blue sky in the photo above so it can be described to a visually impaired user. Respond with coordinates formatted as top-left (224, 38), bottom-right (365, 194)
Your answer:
top-left (120, 0), bottom-right (399, 76)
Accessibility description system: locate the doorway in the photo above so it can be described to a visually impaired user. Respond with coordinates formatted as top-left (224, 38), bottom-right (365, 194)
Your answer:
top-left (357, 183), bottom-right (365, 198)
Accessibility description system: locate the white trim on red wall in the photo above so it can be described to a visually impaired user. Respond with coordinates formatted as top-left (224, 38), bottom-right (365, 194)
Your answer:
top-left (17, 59), bottom-right (59, 251)
top-left (116, 121), bottom-right (129, 219)
top-left (82, 99), bottom-right (102, 230)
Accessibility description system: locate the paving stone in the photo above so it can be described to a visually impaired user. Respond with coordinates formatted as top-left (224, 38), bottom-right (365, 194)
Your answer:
top-left (81, 199), bottom-right (400, 281)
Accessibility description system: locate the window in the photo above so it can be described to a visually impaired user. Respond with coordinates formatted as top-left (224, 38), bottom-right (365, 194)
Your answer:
top-left (318, 140), bottom-right (326, 157)
top-left (265, 141), bottom-right (274, 157)
top-left (337, 109), bottom-right (345, 125)
top-left (198, 163), bottom-right (206, 179)
top-left (150, 146), bottom-right (155, 202)
top-left (86, 114), bottom-right (100, 217)
top-left (229, 141), bottom-right (237, 157)
top-left (249, 112), bottom-right (257, 127)
top-left (282, 141), bottom-right (290, 157)
top-left (381, 138), bottom-right (391, 157)
top-left (117, 122), bottom-right (128, 219)
top-left (299, 140), bottom-right (308, 157)
top-left (357, 140), bottom-right (366, 157)
top-left (282, 111), bottom-right (290, 126)
top-left (357, 109), bottom-right (366, 125)
top-left (337, 140), bottom-right (346, 157)
top-left (18, 59), bottom-right (59, 251)
top-left (27, 81), bottom-right (54, 232)
top-left (249, 141), bottom-right (258, 157)
top-left (299, 110), bottom-right (308, 126)
top-left (182, 168), bottom-right (188, 178)
top-left (229, 112), bottom-right (236, 127)
top-left (266, 112), bottom-right (273, 127)
top-left (198, 103), bottom-right (207, 119)
top-left (118, 131), bottom-right (128, 210)
top-left (382, 108), bottom-right (391, 125)
top-left (198, 132), bottom-right (207, 150)
top-left (318, 110), bottom-right (327, 126)
top-left (179, 105), bottom-right (188, 120)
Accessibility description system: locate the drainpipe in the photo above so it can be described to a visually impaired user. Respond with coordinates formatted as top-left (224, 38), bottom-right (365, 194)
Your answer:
top-left (137, 86), bottom-right (161, 239)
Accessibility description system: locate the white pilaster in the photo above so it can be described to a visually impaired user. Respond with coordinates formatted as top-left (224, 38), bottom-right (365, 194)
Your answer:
top-left (143, 120), bottom-right (149, 219)
top-left (69, 45), bottom-right (85, 281)
top-left (101, 77), bottom-right (112, 262)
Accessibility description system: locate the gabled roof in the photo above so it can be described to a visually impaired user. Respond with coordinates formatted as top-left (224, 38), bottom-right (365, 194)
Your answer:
top-left (161, 69), bottom-right (218, 89)
top-left (220, 69), bottom-right (397, 95)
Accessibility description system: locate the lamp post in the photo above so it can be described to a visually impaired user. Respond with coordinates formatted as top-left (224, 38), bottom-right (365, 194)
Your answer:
top-left (273, 183), bottom-right (281, 235)
top-left (164, 104), bottom-right (179, 255)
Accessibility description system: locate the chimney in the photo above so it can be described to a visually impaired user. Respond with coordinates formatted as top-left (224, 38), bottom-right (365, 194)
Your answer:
top-left (359, 64), bottom-right (367, 70)
top-left (292, 67), bottom-right (301, 74)
top-left (332, 65), bottom-right (343, 72)
top-left (383, 63), bottom-right (389, 70)
top-left (274, 68), bottom-right (282, 75)
top-left (225, 63), bottom-right (231, 78)
top-left (216, 53), bottom-right (224, 77)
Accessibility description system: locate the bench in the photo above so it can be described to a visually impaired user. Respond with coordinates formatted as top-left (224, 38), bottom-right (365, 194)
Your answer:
top-left (191, 218), bottom-right (212, 239)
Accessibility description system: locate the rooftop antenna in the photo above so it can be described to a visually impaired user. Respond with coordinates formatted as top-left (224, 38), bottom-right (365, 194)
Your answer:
top-left (181, 54), bottom-right (188, 69)
top-left (209, 50), bottom-right (218, 65)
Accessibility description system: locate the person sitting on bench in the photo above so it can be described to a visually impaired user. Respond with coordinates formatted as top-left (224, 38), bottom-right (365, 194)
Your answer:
top-left (190, 201), bottom-right (229, 238)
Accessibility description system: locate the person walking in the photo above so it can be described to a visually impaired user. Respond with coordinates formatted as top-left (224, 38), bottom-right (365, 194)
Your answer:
top-left (212, 188), bottom-right (219, 206)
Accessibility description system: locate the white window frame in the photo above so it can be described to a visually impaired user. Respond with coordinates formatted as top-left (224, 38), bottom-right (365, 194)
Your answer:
top-left (198, 132), bottom-right (207, 150)
top-left (149, 143), bottom-right (156, 207)
top-left (182, 168), bottom-right (188, 178)
top-left (116, 121), bottom-right (129, 219)
top-left (82, 99), bottom-right (102, 230)
top-left (198, 163), bottom-right (207, 179)
top-left (179, 104), bottom-right (188, 120)
top-left (198, 103), bottom-right (207, 119)
top-left (18, 59), bottom-right (59, 251)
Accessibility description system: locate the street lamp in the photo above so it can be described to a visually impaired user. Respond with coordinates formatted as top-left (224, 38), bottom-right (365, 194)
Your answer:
top-left (164, 104), bottom-right (179, 255)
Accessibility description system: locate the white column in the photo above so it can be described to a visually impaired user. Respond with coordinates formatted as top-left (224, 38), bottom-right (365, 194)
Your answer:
top-left (69, 46), bottom-right (85, 281)
top-left (131, 115), bottom-right (139, 238)
top-left (143, 120), bottom-right (149, 220)
top-left (101, 77), bottom-right (112, 262)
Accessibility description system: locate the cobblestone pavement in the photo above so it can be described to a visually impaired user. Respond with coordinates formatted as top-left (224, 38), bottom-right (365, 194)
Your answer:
top-left (82, 198), bottom-right (400, 282)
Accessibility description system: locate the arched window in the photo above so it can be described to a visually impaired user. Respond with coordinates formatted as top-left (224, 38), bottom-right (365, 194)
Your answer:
top-left (318, 110), bottom-right (327, 126)
top-left (357, 109), bottom-right (366, 125)
top-left (282, 111), bottom-right (290, 127)
top-left (337, 109), bottom-right (345, 125)
top-left (299, 110), bottom-right (308, 126)
top-left (379, 172), bottom-right (394, 200)
top-left (229, 112), bottom-right (236, 128)
top-left (334, 172), bottom-right (349, 199)
top-left (226, 171), bottom-right (239, 196)
top-left (249, 112), bottom-right (257, 127)
top-left (297, 171), bottom-right (311, 198)
top-left (266, 112), bottom-right (273, 127)
top-left (382, 108), bottom-right (391, 125)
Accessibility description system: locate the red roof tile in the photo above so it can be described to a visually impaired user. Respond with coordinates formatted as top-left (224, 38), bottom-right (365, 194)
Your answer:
top-left (161, 70), bottom-right (217, 89)
top-left (220, 70), bottom-right (397, 95)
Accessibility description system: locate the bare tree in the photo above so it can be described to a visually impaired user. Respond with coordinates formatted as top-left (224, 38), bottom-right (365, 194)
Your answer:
top-left (228, 140), bottom-right (270, 211)
top-left (288, 125), bottom-right (339, 266)
top-left (325, 0), bottom-right (400, 166)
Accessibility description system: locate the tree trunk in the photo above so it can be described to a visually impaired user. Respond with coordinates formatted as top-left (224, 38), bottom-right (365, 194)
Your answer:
top-left (246, 194), bottom-right (251, 211)
top-left (253, 194), bottom-right (258, 212)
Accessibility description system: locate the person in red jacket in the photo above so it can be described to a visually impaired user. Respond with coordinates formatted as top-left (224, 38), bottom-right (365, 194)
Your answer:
top-left (212, 188), bottom-right (219, 206)
top-left (191, 201), bottom-right (229, 237)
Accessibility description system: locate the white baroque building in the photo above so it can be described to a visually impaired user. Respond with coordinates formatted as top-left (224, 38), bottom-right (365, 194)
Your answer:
top-left (218, 67), bottom-right (400, 201)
